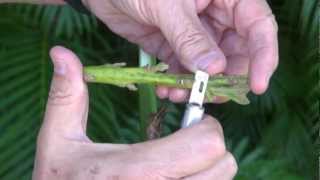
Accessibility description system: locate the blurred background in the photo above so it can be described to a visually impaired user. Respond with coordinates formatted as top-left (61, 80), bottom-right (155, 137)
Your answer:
top-left (0, 0), bottom-right (318, 179)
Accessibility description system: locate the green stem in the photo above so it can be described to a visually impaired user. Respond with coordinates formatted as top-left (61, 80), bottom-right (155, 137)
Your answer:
top-left (138, 50), bottom-right (157, 140)
top-left (84, 64), bottom-right (250, 105)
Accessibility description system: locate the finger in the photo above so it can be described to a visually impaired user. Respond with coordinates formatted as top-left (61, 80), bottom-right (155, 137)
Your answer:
top-left (155, 0), bottom-right (226, 75)
top-left (156, 86), bottom-right (169, 99)
top-left (248, 18), bottom-right (278, 94)
top-left (212, 96), bottom-right (230, 104)
top-left (168, 88), bottom-right (189, 103)
top-left (157, 41), bottom-right (174, 62)
top-left (234, 0), bottom-right (279, 94)
top-left (214, 31), bottom-right (250, 104)
top-left (224, 55), bottom-right (250, 76)
top-left (133, 115), bottom-right (226, 178)
top-left (219, 30), bottom-right (249, 59)
top-left (195, 0), bottom-right (211, 13)
top-left (156, 55), bottom-right (180, 100)
top-left (184, 152), bottom-right (238, 180)
top-left (134, 29), bottom-right (166, 57)
top-left (219, 30), bottom-right (250, 79)
top-left (43, 46), bottom-right (89, 140)
top-left (166, 57), bottom-right (190, 102)
top-left (163, 56), bottom-right (227, 103)
top-left (219, 30), bottom-right (250, 75)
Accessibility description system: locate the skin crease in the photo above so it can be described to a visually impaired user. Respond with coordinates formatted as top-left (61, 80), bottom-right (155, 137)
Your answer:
top-left (32, 46), bottom-right (238, 180)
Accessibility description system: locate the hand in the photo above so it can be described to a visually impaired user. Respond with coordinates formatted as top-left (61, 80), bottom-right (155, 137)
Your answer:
top-left (83, 0), bottom-right (278, 103)
top-left (32, 46), bottom-right (237, 180)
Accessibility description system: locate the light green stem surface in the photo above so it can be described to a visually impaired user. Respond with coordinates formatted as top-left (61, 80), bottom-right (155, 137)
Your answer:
top-left (84, 64), bottom-right (250, 105)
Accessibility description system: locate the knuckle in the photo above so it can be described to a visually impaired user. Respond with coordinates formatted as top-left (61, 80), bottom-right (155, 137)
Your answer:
top-left (157, 46), bottom-right (173, 61)
top-left (174, 27), bottom-right (208, 62)
top-left (198, 125), bottom-right (226, 158)
top-left (48, 81), bottom-right (72, 105)
top-left (203, 116), bottom-right (224, 135)
top-left (48, 78), bottom-right (86, 106)
top-left (225, 152), bottom-right (238, 176)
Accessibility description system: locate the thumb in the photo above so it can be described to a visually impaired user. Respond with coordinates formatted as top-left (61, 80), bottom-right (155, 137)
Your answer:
top-left (43, 46), bottom-right (89, 140)
top-left (156, 0), bottom-right (226, 74)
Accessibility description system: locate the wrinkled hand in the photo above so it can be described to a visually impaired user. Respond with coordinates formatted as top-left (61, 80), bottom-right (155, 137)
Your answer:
top-left (32, 46), bottom-right (237, 180)
top-left (83, 0), bottom-right (278, 102)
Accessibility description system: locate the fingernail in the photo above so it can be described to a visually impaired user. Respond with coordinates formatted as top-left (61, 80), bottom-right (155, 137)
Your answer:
top-left (196, 51), bottom-right (225, 73)
top-left (53, 59), bottom-right (66, 75)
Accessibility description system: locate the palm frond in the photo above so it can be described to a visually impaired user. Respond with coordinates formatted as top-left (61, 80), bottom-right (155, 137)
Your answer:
top-left (11, 4), bottom-right (97, 38)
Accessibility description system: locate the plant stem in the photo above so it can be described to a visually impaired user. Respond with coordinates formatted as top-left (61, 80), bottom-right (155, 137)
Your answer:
top-left (138, 50), bottom-right (157, 140)
top-left (84, 64), bottom-right (250, 105)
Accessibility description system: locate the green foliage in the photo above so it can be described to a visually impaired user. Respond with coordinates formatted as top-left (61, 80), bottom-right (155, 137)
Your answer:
top-left (0, 0), bottom-right (318, 180)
